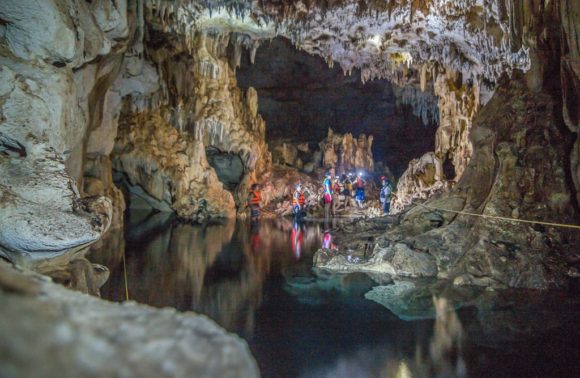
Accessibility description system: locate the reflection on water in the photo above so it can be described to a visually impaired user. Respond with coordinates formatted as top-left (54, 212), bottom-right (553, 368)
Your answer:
top-left (89, 213), bottom-right (329, 336)
top-left (34, 251), bottom-right (110, 296)
top-left (416, 297), bottom-right (466, 378)
top-left (80, 212), bottom-right (580, 377)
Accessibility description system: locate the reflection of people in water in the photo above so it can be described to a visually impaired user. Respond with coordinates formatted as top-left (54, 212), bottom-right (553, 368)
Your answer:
top-left (291, 220), bottom-right (304, 260)
top-left (250, 220), bottom-right (260, 252)
top-left (322, 229), bottom-right (334, 250)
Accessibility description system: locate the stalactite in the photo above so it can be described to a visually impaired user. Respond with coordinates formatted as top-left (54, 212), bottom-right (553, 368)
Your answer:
top-left (392, 85), bottom-right (440, 127)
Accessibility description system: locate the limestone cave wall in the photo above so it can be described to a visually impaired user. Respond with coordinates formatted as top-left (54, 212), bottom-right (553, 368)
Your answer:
top-left (105, 28), bottom-right (271, 221)
top-left (0, 0), bottom-right (578, 268)
top-left (0, 0), bottom-right (274, 260)
top-left (0, 0), bottom-right (131, 258)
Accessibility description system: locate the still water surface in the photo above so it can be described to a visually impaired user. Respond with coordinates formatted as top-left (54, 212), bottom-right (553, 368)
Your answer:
top-left (90, 211), bottom-right (580, 378)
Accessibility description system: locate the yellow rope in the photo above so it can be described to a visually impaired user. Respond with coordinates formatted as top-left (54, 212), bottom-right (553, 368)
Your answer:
top-left (417, 203), bottom-right (580, 230)
top-left (122, 247), bottom-right (129, 301)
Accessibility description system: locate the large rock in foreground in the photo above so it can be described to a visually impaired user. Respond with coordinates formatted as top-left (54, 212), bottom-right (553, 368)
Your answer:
top-left (0, 262), bottom-right (259, 378)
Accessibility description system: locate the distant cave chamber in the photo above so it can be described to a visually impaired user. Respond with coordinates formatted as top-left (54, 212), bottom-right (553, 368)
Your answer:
top-left (236, 37), bottom-right (439, 176)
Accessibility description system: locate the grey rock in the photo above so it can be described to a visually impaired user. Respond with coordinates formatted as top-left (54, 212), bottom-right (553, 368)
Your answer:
top-left (0, 262), bottom-right (259, 378)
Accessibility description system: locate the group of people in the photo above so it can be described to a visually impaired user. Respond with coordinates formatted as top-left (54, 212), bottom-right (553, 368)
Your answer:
top-left (246, 171), bottom-right (394, 222)
top-left (320, 171), bottom-right (393, 217)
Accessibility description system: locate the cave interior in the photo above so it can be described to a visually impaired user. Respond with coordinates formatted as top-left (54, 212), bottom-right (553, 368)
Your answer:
top-left (0, 0), bottom-right (579, 376)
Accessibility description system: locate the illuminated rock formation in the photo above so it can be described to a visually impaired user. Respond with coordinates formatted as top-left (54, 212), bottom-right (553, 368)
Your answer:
top-left (0, 0), bottom-right (578, 283)
top-left (113, 111), bottom-right (236, 221)
top-left (102, 28), bottom-right (271, 219)
top-left (320, 128), bottom-right (374, 173)
top-left (316, 72), bottom-right (579, 288)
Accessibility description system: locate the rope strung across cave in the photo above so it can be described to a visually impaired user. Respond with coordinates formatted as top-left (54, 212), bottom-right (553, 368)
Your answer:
top-left (417, 203), bottom-right (580, 230)
top-left (122, 246), bottom-right (129, 301)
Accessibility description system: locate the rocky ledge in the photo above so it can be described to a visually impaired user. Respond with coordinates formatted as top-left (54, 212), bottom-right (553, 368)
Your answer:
top-left (0, 261), bottom-right (259, 378)
top-left (314, 74), bottom-right (580, 291)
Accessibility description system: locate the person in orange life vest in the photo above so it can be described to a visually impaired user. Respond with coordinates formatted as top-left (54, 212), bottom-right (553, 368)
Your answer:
top-left (292, 183), bottom-right (305, 220)
top-left (322, 172), bottom-right (333, 219)
top-left (247, 183), bottom-right (262, 220)
top-left (332, 176), bottom-right (341, 215)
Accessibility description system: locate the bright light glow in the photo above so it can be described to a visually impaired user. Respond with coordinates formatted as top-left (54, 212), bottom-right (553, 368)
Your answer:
top-left (395, 360), bottom-right (412, 378)
top-left (368, 34), bottom-right (382, 47)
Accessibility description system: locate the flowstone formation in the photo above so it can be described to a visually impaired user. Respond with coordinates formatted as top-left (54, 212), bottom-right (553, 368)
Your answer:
top-left (0, 4), bottom-right (275, 377)
top-left (319, 128), bottom-right (374, 173)
top-left (391, 70), bottom-right (480, 213)
top-left (156, 0), bottom-right (554, 213)
top-left (105, 26), bottom-right (271, 220)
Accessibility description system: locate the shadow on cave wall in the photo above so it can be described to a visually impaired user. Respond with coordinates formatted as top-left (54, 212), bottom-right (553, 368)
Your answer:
top-left (235, 37), bottom-right (438, 176)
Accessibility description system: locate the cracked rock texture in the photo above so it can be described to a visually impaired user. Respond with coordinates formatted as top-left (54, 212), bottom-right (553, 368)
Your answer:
top-left (0, 0), bottom-right (131, 256)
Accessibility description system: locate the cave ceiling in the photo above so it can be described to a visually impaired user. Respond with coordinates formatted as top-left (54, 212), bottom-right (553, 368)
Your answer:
top-left (149, 0), bottom-right (531, 94)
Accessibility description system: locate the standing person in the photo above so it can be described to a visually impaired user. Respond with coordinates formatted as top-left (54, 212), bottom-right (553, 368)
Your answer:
top-left (292, 183), bottom-right (305, 221)
top-left (343, 173), bottom-right (353, 196)
top-left (247, 183), bottom-right (262, 221)
top-left (380, 176), bottom-right (393, 214)
top-left (322, 172), bottom-right (333, 219)
top-left (355, 172), bottom-right (366, 208)
top-left (332, 176), bottom-right (341, 215)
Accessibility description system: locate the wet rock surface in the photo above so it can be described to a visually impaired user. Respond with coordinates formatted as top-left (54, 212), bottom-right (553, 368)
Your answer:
top-left (0, 261), bottom-right (259, 378)
top-left (316, 74), bottom-right (580, 289)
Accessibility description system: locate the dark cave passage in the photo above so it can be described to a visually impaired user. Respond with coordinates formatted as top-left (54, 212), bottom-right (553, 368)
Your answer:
top-left (235, 37), bottom-right (438, 176)
top-left (206, 147), bottom-right (245, 192)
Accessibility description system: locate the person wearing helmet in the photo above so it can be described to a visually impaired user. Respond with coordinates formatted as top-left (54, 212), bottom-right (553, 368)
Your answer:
top-left (292, 183), bottom-right (305, 220)
top-left (322, 172), bottom-right (333, 219)
top-left (355, 172), bottom-right (366, 208)
top-left (380, 176), bottom-right (393, 214)
top-left (343, 173), bottom-right (353, 197)
top-left (247, 183), bottom-right (262, 221)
